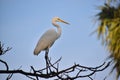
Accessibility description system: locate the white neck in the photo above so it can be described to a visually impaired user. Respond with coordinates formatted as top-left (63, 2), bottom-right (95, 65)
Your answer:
top-left (52, 21), bottom-right (62, 39)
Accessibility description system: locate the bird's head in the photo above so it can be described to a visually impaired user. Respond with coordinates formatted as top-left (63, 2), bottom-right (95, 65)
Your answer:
top-left (52, 17), bottom-right (69, 25)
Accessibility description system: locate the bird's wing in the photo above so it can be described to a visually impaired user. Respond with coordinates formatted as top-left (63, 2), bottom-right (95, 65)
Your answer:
top-left (34, 28), bottom-right (58, 55)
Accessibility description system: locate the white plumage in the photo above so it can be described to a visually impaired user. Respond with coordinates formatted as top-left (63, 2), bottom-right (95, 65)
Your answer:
top-left (34, 17), bottom-right (69, 55)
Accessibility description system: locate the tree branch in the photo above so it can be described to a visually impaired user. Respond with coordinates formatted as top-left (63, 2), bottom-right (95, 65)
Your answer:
top-left (0, 41), bottom-right (12, 56)
top-left (0, 41), bottom-right (111, 80)
top-left (0, 58), bottom-right (111, 80)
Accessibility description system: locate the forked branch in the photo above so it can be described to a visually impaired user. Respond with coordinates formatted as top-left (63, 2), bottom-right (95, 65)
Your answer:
top-left (0, 57), bottom-right (111, 80)
top-left (0, 41), bottom-right (111, 80)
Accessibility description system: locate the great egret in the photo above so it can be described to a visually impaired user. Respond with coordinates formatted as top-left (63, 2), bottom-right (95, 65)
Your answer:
top-left (34, 17), bottom-right (69, 55)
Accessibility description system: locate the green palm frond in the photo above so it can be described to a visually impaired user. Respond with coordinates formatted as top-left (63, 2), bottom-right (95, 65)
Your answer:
top-left (96, 2), bottom-right (120, 80)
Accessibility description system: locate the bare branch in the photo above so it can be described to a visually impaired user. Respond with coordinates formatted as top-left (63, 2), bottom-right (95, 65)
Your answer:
top-left (0, 58), bottom-right (111, 80)
top-left (0, 59), bottom-right (9, 70)
top-left (0, 41), bottom-right (12, 56)
top-left (6, 73), bottom-right (13, 80)
top-left (0, 41), bottom-right (110, 80)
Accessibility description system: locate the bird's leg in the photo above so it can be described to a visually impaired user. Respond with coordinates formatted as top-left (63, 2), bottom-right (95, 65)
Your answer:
top-left (45, 49), bottom-right (52, 74)
top-left (45, 49), bottom-right (49, 74)
top-left (46, 49), bottom-right (52, 73)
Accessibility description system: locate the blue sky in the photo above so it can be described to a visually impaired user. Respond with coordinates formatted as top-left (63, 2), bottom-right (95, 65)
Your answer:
top-left (0, 0), bottom-right (117, 80)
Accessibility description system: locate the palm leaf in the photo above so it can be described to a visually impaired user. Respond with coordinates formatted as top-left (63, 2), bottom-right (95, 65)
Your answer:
top-left (96, 2), bottom-right (120, 80)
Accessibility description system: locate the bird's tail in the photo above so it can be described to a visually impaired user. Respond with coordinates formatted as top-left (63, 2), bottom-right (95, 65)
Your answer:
top-left (34, 49), bottom-right (41, 55)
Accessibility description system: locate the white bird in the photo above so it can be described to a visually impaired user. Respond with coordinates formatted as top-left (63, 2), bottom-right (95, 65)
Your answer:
top-left (34, 17), bottom-right (69, 55)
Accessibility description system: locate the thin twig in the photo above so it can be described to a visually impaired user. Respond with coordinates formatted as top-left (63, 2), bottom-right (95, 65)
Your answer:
top-left (0, 59), bottom-right (9, 70)
top-left (6, 73), bottom-right (13, 80)
top-left (0, 41), bottom-right (12, 56)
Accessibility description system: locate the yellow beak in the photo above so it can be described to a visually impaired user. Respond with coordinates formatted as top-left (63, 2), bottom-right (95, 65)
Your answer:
top-left (59, 19), bottom-right (70, 25)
